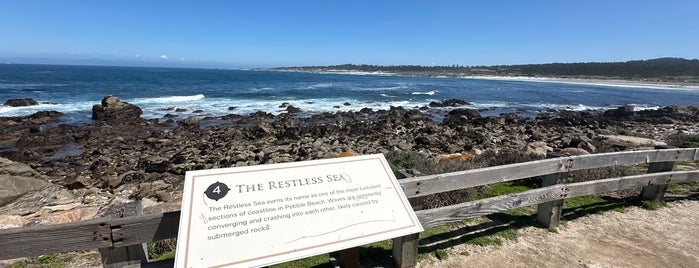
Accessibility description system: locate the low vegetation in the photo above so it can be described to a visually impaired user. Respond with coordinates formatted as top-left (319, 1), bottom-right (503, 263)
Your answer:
top-left (276, 58), bottom-right (699, 82)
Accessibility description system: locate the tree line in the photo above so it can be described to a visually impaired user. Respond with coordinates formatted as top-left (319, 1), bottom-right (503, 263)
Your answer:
top-left (275, 58), bottom-right (699, 79)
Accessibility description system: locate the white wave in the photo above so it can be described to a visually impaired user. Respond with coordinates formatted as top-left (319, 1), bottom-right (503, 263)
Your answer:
top-left (627, 104), bottom-right (661, 111)
top-left (411, 90), bottom-right (436, 95)
top-left (0, 101), bottom-right (94, 117)
top-left (302, 83), bottom-right (336, 90)
top-left (130, 94), bottom-right (205, 104)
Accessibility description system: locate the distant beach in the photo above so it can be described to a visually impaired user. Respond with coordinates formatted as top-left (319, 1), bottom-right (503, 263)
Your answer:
top-left (458, 75), bottom-right (699, 91)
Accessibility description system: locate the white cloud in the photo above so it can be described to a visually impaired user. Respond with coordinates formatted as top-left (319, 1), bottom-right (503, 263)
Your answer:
top-left (160, 54), bottom-right (168, 60)
top-left (135, 54), bottom-right (141, 58)
top-left (180, 58), bottom-right (185, 61)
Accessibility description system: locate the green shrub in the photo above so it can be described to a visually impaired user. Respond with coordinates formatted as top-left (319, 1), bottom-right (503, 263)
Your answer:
top-left (666, 133), bottom-right (699, 148)
top-left (434, 249), bottom-right (449, 260)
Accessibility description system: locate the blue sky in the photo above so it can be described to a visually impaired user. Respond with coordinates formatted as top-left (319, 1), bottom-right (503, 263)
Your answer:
top-left (1, 0), bottom-right (697, 68)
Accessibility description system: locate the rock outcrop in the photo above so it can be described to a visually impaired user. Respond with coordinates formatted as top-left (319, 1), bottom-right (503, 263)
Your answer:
top-left (0, 157), bottom-right (74, 216)
top-left (3, 98), bottom-right (38, 107)
top-left (92, 95), bottom-right (143, 124)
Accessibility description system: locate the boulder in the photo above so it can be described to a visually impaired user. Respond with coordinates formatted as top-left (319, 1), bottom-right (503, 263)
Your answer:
top-left (429, 99), bottom-right (471, 107)
top-left (560, 147), bottom-right (590, 156)
top-left (598, 135), bottom-right (667, 149)
top-left (92, 95), bottom-right (143, 124)
top-left (0, 175), bottom-right (47, 207)
top-left (0, 157), bottom-right (74, 214)
top-left (523, 141), bottom-right (553, 157)
top-left (3, 98), bottom-right (38, 107)
top-left (178, 116), bottom-right (200, 127)
top-left (603, 104), bottom-right (635, 118)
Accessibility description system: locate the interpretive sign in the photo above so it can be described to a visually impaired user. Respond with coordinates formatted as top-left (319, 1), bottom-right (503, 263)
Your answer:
top-left (175, 154), bottom-right (423, 268)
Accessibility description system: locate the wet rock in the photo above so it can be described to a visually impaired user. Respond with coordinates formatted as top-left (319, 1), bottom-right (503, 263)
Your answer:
top-left (3, 98), bottom-right (39, 107)
top-left (285, 105), bottom-right (302, 113)
top-left (429, 99), bottom-right (470, 107)
top-left (178, 116), bottom-right (200, 127)
top-left (92, 95), bottom-right (144, 124)
top-left (603, 104), bottom-right (635, 118)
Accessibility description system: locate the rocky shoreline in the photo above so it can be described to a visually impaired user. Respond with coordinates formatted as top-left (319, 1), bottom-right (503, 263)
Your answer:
top-left (1, 96), bottom-right (697, 230)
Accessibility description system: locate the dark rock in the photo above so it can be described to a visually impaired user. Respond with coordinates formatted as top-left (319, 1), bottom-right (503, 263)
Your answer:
top-left (92, 95), bottom-right (144, 124)
top-left (603, 104), bottom-right (635, 117)
top-left (178, 116), bottom-right (200, 127)
top-left (137, 159), bottom-right (171, 173)
top-left (279, 102), bottom-right (291, 108)
top-left (63, 176), bottom-right (91, 190)
top-left (175, 108), bottom-right (187, 112)
top-left (3, 98), bottom-right (39, 107)
top-left (344, 102), bottom-right (351, 106)
top-left (429, 99), bottom-right (470, 107)
top-left (285, 105), bottom-right (302, 113)
top-left (0, 150), bottom-right (42, 163)
top-left (442, 108), bottom-right (481, 127)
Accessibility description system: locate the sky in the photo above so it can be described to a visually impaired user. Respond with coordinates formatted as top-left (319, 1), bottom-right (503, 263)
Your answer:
top-left (1, 0), bottom-right (698, 68)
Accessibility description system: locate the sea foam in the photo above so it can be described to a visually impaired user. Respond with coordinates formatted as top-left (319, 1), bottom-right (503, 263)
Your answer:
top-left (131, 94), bottom-right (206, 104)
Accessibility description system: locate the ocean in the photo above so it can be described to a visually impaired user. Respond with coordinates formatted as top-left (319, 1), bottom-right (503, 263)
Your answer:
top-left (1, 64), bottom-right (698, 124)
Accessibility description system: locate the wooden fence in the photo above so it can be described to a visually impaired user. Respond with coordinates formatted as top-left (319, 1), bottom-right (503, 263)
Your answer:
top-left (1, 148), bottom-right (698, 267)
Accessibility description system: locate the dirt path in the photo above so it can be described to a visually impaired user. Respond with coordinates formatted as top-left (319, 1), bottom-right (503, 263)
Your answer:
top-left (418, 200), bottom-right (699, 268)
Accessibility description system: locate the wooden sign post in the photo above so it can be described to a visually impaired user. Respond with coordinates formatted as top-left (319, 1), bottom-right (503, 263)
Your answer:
top-left (175, 154), bottom-right (423, 268)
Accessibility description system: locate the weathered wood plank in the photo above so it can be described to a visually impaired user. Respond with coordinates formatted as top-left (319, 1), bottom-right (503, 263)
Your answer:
top-left (640, 161), bottom-right (675, 202)
top-left (536, 173), bottom-right (566, 227)
top-left (0, 217), bottom-right (112, 259)
top-left (392, 233), bottom-right (419, 268)
top-left (139, 258), bottom-right (175, 268)
top-left (416, 170), bottom-right (699, 228)
top-left (401, 148), bottom-right (699, 198)
top-left (338, 247), bottom-right (360, 268)
top-left (100, 200), bottom-right (148, 268)
top-left (111, 211), bottom-right (180, 247)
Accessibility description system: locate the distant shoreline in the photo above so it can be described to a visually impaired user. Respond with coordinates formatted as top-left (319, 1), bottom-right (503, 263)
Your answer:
top-left (273, 68), bottom-right (699, 90)
top-left (458, 75), bottom-right (699, 90)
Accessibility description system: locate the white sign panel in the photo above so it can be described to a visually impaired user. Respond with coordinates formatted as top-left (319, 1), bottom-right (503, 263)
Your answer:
top-left (175, 154), bottom-right (423, 268)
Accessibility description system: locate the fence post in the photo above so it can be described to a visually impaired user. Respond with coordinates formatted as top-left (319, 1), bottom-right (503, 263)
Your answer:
top-left (392, 233), bottom-right (419, 268)
top-left (536, 173), bottom-right (566, 228)
top-left (99, 200), bottom-right (149, 268)
top-left (338, 247), bottom-right (360, 268)
top-left (640, 161), bottom-right (675, 202)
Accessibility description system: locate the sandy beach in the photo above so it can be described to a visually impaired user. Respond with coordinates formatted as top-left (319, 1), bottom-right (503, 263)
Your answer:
top-left (459, 75), bottom-right (699, 90)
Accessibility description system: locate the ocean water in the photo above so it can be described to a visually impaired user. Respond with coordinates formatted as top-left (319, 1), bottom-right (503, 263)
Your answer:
top-left (1, 64), bottom-right (698, 124)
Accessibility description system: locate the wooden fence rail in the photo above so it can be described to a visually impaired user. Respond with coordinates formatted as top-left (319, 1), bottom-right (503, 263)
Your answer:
top-left (0, 148), bottom-right (697, 267)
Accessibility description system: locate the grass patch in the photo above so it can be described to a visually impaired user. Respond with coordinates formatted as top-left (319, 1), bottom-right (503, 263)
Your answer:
top-left (639, 200), bottom-right (665, 210)
top-left (667, 181), bottom-right (699, 195)
top-left (154, 250), bottom-right (176, 261)
top-left (465, 236), bottom-right (503, 247)
top-left (36, 254), bottom-right (58, 265)
top-left (433, 249), bottom-right (449, 260)
top-left (9, 261), bottom-right (27, 268)
top-left (487, 182), bottom-right (532, 197)
top-left (494, 229), bottom-right (518, 241)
